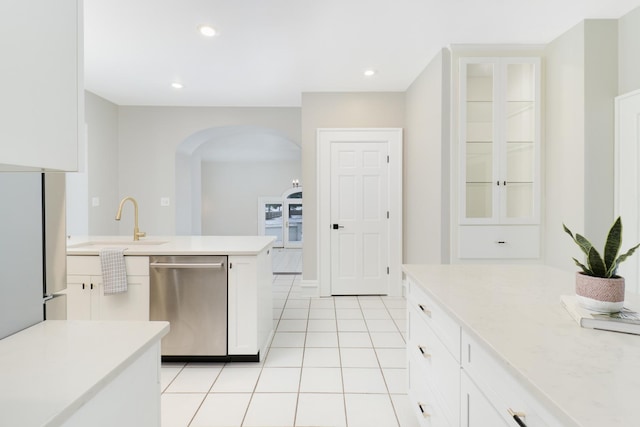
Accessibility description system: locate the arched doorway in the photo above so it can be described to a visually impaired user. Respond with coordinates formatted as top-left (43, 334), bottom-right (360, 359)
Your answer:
top-left (174, 125), bottom-right (301, 236)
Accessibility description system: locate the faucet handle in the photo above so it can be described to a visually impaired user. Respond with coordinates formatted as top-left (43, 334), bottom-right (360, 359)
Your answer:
top-left (136, 231), bottom-right (146, 239)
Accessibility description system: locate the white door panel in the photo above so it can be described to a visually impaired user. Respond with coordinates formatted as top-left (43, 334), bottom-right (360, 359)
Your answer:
top-left (615, 90), bottom-right (640, 293)
top-left (330, 142), bottom-right (388, 295)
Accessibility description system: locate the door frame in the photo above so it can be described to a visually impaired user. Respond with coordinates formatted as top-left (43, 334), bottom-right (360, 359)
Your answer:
top-left (614, 88), bottom-right (640, 293)
top-left (317, 128), bottom-right (403, 297)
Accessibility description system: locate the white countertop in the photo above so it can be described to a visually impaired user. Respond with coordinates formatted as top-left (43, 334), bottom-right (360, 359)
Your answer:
top-left (0, 320), bottom-right (169, 427)
top-left (402, 264), bottom-right (640, 427)
top-left (66, 235), bottom-right (275, 256)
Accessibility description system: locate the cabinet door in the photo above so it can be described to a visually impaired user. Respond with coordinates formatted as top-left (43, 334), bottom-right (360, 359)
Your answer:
top-left (0, 0), bottom-right (82, 171)
top-left (228, 256), bottom-right (258, 355)
top-left (461, 372), bottom-right (510, 427)
top-left (66, 276), bottom-right (92, 320)
top-left (460, 57), bottom-right (540, 225)
top-left (500, 60), bottom-right (539, 223)
top-left (93, 275), bottom-right (150, 321)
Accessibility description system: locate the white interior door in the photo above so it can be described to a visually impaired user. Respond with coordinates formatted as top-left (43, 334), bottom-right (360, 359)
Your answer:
top-left (615, 89), bottom-right (640, 294)
top-left (330, 141), bottom-right (389, 295)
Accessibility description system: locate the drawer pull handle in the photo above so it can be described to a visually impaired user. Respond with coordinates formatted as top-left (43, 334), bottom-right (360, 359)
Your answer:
top-left (418, 304), bottom-right (432, 316)
top-left (495, 240), bottom-right (506, 244)
top-left (508, 408), bottom-right (527, 427)
top-left (417, 402), bottom-right (430, 418)
top-left (417, 345), bottom-right (431, 359)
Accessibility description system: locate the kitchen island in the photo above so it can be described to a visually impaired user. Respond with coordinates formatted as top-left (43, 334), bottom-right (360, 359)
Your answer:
top-left (66, 235), bottom-right (275, 360)
top-left (403, 264), bottom-right (640, 427)
top-left (0, 320), bottom-right (169, 427)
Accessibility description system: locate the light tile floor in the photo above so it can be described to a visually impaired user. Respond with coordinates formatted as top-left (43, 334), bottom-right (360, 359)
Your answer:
top-left (160, 274), bottom-right (420, 427)
top-left (271, 248), bottom-right (302, 274)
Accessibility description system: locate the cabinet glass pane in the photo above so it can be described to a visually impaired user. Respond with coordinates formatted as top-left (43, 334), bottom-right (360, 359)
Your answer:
top-left (264, 203), bottom-right (283, 243)
top-left (466, 64), bottom-right (494, 101)
top-left (466, 183), bottom-right (493, 218)
top-left (466, 142), bottom-right (493, 182)
top-left (506, 101), bottom-right (535, 142)
top-left (505, 183), bottom-right (533, 218)
top-left (506, 63), bottom-right (535, 101)
top-left (287, 203), bottom-right (303, 243)
top-left (505, 142), bottom-right (534, 182)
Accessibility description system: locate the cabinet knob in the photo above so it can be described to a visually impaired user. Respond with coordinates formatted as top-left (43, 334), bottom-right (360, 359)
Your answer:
top-left (417, 402), bottom-right (431, 418)
top-left (418, 345), bottom-right (431, 359)
top-left (418, 304), bottom-right (431, 316)
top-left (508, 408), bottom-right (527, 427)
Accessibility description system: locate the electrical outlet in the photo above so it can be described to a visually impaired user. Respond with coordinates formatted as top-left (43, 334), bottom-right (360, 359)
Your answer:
top-left (91, 197), bottom-right (100, 207)
top-left (160, 197), bottom-right (170, 207)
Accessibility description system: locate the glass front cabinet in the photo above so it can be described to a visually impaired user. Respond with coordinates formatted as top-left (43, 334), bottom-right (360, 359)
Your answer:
top-left (458, 57), bottom-right (541, 259)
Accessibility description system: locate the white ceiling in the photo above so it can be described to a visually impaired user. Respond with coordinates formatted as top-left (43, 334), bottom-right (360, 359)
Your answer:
top-left (84, 0), bottom-right (640, 107)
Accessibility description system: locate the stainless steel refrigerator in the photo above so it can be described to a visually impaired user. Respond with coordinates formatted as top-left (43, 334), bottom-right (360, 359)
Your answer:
top-left (0, 172), bottom-right (67, 340)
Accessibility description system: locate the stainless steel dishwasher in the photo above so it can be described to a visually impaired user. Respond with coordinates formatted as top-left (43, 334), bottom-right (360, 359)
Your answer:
top-left (149, 255), bottom-right (227, 361)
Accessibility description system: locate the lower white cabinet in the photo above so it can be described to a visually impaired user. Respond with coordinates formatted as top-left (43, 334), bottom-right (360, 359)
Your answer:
top-left (407, 278), bottom-right (460, 427)
top-left (407, 274), bottom-right (563, 427)
top-left (227, 250), bottom-right (273, 357)
top-left (460, 371), bottom-right (510, 427)
top-left (66, 256), bottom-right (150, 321)
top-left (458, 225), bottom-right (540, 259)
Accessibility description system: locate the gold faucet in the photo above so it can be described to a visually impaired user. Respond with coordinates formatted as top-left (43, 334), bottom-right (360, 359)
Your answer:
top-left (115, 196), bottom-right (146, 241)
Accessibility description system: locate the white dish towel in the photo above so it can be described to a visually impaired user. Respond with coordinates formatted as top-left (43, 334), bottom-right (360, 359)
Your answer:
top-left (100, 247), bottom-right (128, 294)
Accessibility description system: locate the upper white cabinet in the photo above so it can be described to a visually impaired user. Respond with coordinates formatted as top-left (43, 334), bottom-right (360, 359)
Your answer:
top-left (0, 0), bottom-right (83, 171)
top-left (459, 57), bottom-right (540, 225)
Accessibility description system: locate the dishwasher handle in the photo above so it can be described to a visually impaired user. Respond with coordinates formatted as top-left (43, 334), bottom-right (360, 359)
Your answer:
top-left (150, 262), bottom-right (224, 269)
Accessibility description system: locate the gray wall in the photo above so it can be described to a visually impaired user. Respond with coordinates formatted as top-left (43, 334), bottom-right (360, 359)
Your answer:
top-left (543, 20), bottom-right (618, 270)
top-left (619, 6), bottom-right (640, 94)
top-left (201, 160), bottom-right (301, 235)
top-left (67, 91), bottom-right (119, 236)
top-left (116, 106), bottom-right (301, 236)
top-left (403, 48), bottom-right (451, 264)
top-left (300, 92), bottom-right (406, 281)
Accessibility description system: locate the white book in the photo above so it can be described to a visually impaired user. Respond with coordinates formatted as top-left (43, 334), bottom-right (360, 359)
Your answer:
top-left (560, 295), bottom-right (640, 335)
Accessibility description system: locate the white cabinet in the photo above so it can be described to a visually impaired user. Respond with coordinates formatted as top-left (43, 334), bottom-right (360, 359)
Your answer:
top-left (406, 273), bottom-right (564, 427)
top-left (407, 277), bottom-right (460, 427)
top-left (0, 0), bottom-right (83, 171)
top-left (66, 256), bottom-right (150, 321)
top-left (458, 57), bottom-right (541, 259)
top-left (460, 371), bottom-right (510, 427)
top-left (228, 249), bottom-right (273, 358)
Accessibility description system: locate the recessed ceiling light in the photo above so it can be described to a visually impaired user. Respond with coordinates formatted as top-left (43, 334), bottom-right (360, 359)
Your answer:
top-left (364, 69), bottom-right (376, 77)
top-left (198, 25), bottom-right (217, 37)
top-left (171, 82), bottom-right (183, 89)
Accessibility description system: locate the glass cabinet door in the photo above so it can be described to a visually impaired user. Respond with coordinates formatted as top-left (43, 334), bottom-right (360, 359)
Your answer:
top-left (503, 62), bottom-right (536, 221)
top-left (460, 57), bottom-right (540, 225)
top-left (284, 201), bottom-right (303, 248)
top-left (464, 62), bottom-right (496, 220)
top-left (263, 203), bottom-right (283, 246)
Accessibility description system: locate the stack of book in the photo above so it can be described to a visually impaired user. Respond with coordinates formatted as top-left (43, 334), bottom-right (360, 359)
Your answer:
top-left (560, 295), bottom-right (640, 335)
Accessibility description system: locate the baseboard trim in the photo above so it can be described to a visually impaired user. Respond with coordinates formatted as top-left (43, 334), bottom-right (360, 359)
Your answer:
top-left (300, 279), bottom-right (318, 288)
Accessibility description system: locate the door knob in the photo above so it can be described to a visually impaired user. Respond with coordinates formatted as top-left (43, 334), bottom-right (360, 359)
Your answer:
top-left (332, 224), bottom-right (344, 230)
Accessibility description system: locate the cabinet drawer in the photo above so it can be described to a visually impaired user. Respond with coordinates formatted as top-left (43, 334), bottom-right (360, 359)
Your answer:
top-left (67, 256), bottom-right (149, 276)
top-left (408, 306), bottom-right (460, 423)
top-left (462, 331), bottom-right (561, 427)
top-left (458, 225), bottom-right (540, 259)
top-left (408, 356), bottom-right (454, 427)
top-left (407, 278), bottom-right (460, 360)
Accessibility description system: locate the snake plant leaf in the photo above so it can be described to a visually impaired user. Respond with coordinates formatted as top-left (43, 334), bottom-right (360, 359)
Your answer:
top-left (604, 217), bottom-right (622, 272)
top-left (607, 242), bottom-right (640, 277)
top-left (572, 257), bottom-right (591, 275)
top-left (563, 224), bottom-right (592, 255)
top-left (587, 246), bottom-right (607, 277)
top-left (575, 234), bottom-right (594, 256)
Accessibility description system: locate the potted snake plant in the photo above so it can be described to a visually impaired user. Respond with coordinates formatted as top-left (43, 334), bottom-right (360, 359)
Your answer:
top-left (563, 217), bottom-right (640, 313)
